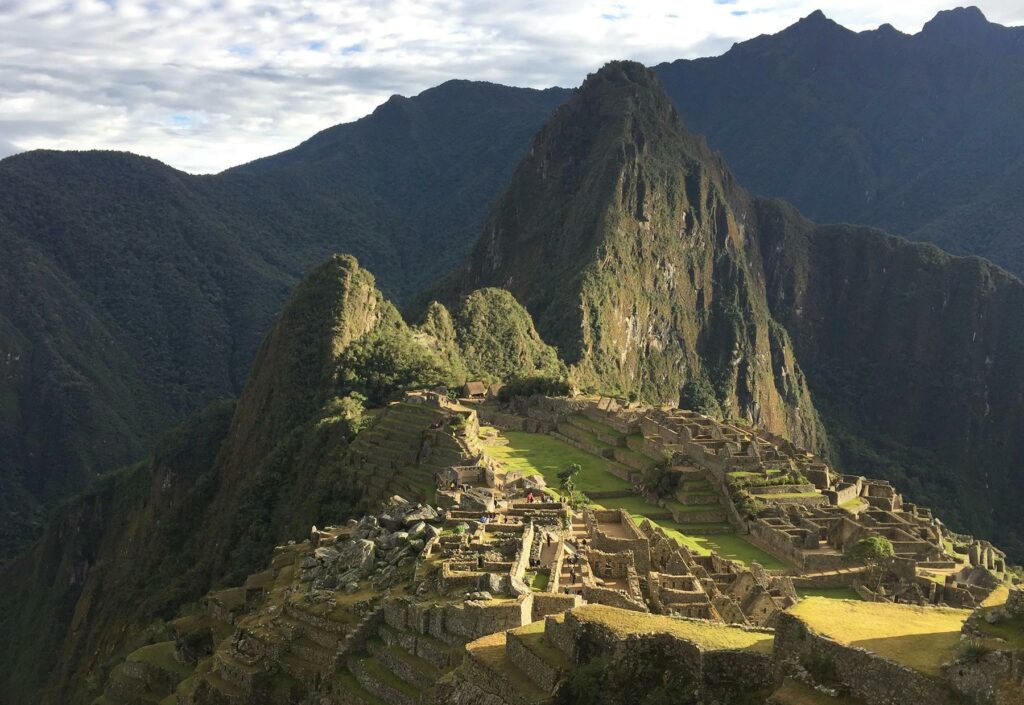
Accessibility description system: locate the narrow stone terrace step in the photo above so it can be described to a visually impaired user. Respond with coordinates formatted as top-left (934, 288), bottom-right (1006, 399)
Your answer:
top-left (348, 655), bottom-right (419, 705)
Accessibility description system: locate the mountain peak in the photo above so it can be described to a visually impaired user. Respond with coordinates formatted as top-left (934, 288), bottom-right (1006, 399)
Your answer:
top-left (922, 6), bottom-right (990, 36)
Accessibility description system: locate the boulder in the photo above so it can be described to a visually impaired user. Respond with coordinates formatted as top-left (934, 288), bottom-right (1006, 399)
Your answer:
top-left (404, 505), bottom-right (440, 524)
top-left (338, 538), bottom-right (376, 577)
top-left (459, 491), bottom-right (495, 513)
top-left (408, 521), bottom-right (427, 537)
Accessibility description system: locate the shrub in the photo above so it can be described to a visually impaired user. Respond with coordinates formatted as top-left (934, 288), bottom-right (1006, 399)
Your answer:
top-left (498, 374), bottom-right (571, 402)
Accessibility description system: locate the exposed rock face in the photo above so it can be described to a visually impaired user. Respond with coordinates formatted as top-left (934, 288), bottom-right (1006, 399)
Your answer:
top-left (460, 61), bottom-right (825, 451)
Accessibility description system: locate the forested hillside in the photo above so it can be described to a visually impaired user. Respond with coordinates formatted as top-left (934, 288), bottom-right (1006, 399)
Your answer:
top-left (655, 7), bottom-right (1024, 277)
top-left (0, 81), bottom-right (567, 563)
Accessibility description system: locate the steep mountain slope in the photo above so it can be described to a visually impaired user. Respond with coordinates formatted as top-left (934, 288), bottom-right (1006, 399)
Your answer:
top-left (458, 61), bottom-right (825, 452)
top-left (654, 6), bottom-right (1024, 277)
top-left (756, 199), bottom-right (1024, 560)
top-left (457, 60), bottom-right (1024, 562)
top-left (0, 81), bottom-right (567, 564)
top-left (0, 254), bottom-right (561, 705)
top-left (0, 255), bottom-right (380, 704)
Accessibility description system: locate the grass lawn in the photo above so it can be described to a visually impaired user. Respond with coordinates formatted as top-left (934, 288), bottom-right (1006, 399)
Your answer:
top-left (482, 431), bottom-right (630, 493)
top-left (668, 531), bottom-right (790, 571)
top-left (795, 587), bottom-right (862, 601)
top-left (789, 597), bottom-right (970, 676)
top-left (572, 604), bottom-right (773, 653)
top-left (592, 495), bottom-right (670, 516)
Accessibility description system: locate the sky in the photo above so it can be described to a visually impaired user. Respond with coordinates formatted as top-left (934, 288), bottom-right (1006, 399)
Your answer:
top-left (1, 1), bottom-right (1022, 174)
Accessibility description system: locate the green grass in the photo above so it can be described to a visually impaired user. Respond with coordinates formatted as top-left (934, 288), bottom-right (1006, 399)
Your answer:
top-left (974, 611), bottom-right (1024, 650)
top-left (592, 495), bottom-right (669, 516)
top-left (569, 414), bottom-right (621, 437)
top-left (527, 571), bottom-right (551, 591)
top-left (789, 598), bottom-right (970, 675)
top-left (482, 431), bottom-right (630, 493)
top-left (796, 587), bottom-right (862, 601)
top-left (572, 604), bottom-right (773, 653)
top-left (666, 531), bottom-right (790, 571)
top-left (127, 641), bottom-right (194, 679)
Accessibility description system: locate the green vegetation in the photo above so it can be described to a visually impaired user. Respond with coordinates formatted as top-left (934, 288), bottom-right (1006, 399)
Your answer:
top-left (0, 80), bottom-right (567, 571)
top-left (452, 288), bottom-right (565, 382)
top-left (667, 531), bottom-right (790, 572)
top-left (481, 431), bottom-right (629, 494)
top-left (497, 374), bottom-right (572, 402)
top-left (789, 597), bottom-right (970, 676)
top-left (795, 587), bottom-right (862, 601)
top-left (337, 314), bottom-right (456, 406)
top-left (572, 604), bottom-right (774, 653)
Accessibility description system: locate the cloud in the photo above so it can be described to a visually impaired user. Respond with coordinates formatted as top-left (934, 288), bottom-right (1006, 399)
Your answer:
top-left (0, 138), bottom-right (19, 160)
top-left (0, 1), bottom-right (1018, 174)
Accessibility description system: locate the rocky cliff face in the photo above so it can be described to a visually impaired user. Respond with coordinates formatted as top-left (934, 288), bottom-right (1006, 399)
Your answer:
top-left (460, 61), bottom-right (825, 452)
top-left (756, 199), bottom-right (1024, 560)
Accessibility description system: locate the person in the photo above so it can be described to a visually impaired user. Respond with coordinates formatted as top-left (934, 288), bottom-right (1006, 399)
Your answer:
top-left (546, 533), bottom-right (552, 548)
top-left (449, 480), bottom-right (456, 491)
top-left (480, 515), bottom-right (490, 525)
top-left (569, 567), bottom-right (577, 584)
top-left (526, 491), bottom-right (534, 503)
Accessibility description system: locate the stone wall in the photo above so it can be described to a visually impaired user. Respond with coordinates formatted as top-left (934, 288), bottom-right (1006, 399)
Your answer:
top-left (1007, 588), bottom-right (1024, 617)
top-left (773, 612), bottom-right (960, 705)
top-left (747, 522), bottom-right (807, 571)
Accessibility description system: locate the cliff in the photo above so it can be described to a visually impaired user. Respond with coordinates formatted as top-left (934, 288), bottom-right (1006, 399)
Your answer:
top-left (459, 61), bottom-right (826, 452)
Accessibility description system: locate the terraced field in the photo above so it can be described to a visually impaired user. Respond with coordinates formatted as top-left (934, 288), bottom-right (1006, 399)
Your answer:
top-left (789, 598), bottom-right (971, 675)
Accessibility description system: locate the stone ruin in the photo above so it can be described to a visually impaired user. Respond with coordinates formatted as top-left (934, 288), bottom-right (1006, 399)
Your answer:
top-left (481, 394), bottom-right (1011, 609)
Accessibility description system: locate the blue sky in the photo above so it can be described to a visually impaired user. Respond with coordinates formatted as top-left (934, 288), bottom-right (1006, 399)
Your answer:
top-left (0, 1), bottom-right (1021, 173)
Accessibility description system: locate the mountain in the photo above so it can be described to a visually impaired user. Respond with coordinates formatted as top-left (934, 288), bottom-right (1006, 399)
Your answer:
top-left (0, 254), bottom-right (561, 704)
top-left (0, 81), bottom-right (568, 564)
top-left (458, 60), bottom-right (1024, 560)
top-left (654, 6), bottom-right (1024, 278)
top-left (756, 200), bottom-right (1024, 559)
top-left (458, 61), bottom-right (825, 451)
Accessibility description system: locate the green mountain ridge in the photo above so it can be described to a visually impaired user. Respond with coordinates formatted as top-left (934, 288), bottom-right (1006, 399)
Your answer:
top-left (0, 254), bottom-right (562, 705)
top-left (654, 5), bottom-right (1024, 279)
top-left (457, 61), bottom-right (825, 452)
top-left (4, 56), bottom-right (1024, 705)
top-left (0, 82), bottom-right (568, 564)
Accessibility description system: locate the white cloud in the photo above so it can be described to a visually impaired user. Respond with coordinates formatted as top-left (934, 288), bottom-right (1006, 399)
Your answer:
top-left (0, 1), bottom-right (1018, 174)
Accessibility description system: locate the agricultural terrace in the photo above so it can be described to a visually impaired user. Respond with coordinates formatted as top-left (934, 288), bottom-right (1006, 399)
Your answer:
top-left (570, 604), bottom-right (774, 653)
top-left (788, 598), bottom-right (971, 675)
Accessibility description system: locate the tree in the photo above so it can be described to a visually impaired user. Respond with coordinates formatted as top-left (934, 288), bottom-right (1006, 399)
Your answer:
top-left (558, 463), bottom-right (581, 496)
top-left (845, 536), bottom-right (895, 592)
top-left (557, 463), bottom-right (588, 511)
